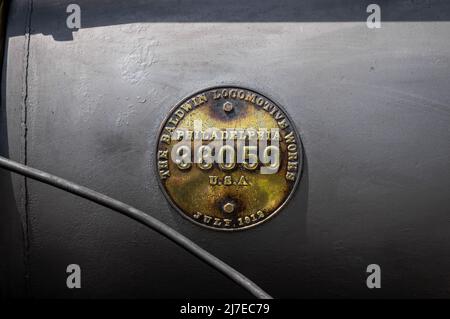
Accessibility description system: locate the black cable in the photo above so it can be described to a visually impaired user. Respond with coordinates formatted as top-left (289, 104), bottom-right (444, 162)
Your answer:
top-left (0, 155), bottom-right (272, 299)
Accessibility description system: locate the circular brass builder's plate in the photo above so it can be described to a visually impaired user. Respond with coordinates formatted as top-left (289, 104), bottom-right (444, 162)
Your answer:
top-left (156, 86), bottom-right (303, 231)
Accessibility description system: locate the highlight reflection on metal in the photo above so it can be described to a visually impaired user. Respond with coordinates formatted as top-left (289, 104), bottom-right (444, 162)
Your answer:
top-left (156, 86), bottom-right (303, 230)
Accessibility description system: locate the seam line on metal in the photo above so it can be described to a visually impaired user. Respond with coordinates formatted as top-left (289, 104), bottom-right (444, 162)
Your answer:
top-left (0, 155), bottom-right (273, 299)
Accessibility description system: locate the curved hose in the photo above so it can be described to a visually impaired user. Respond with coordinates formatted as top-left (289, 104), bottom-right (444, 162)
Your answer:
top-left (0, 155), bottom-right (272, 299)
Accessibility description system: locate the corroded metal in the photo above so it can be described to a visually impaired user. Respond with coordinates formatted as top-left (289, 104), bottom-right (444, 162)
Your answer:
top-left (156, 86), bottom-right (303, 230)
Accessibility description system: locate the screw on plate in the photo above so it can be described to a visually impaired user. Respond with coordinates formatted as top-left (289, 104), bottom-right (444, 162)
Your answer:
top-left (223, 202), bottom-right (235, 213)
top-left (223, 101), bottom-right (233, 112)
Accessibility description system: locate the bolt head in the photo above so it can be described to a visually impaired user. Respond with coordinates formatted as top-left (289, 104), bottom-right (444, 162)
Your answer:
top-left (223, 202), bottom-right (235, 213)
top-left (223, 101), bottom-right (233, 112)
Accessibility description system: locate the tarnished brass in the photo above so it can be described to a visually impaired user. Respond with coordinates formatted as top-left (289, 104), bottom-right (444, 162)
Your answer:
top-left (156, 86), bottom-right (303, 230)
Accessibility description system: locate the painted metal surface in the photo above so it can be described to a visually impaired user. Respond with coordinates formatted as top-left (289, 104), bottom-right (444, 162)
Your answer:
top-left (1, 0), bottom-right (450, 298)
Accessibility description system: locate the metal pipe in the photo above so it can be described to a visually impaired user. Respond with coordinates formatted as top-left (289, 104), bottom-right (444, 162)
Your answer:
top-left (0, 155), bottom-right (272, 299)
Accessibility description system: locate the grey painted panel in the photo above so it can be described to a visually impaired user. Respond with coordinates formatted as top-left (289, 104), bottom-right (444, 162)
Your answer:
top-left (2, 0), bottom-right (450, 298)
